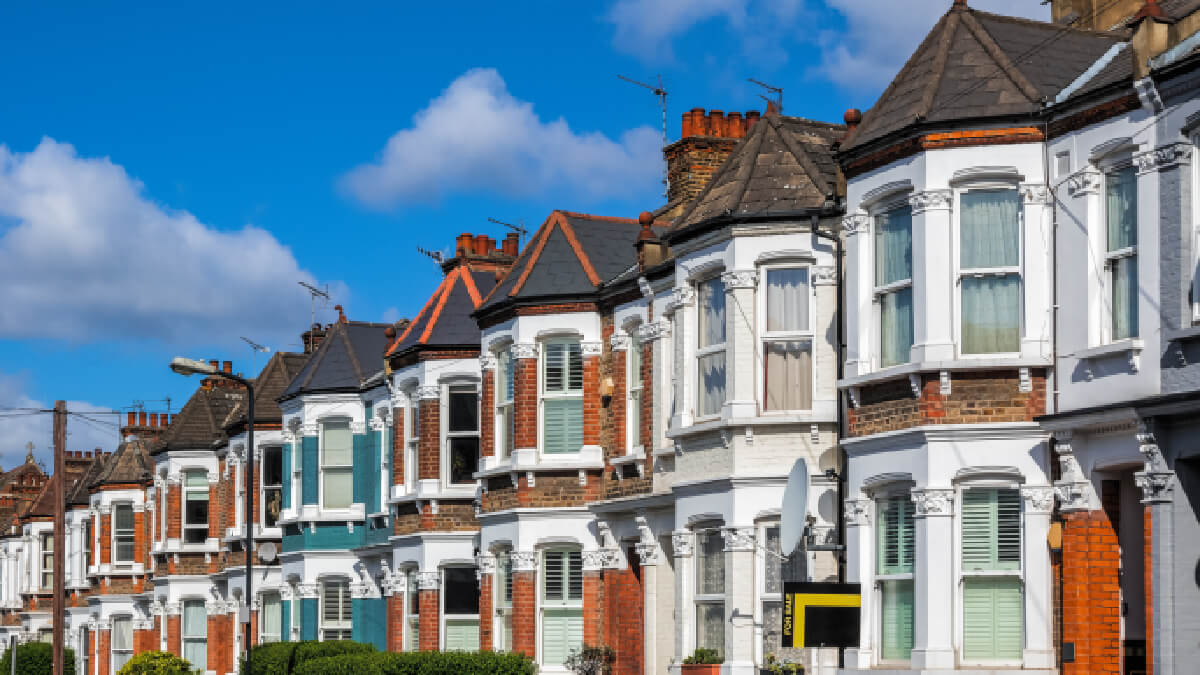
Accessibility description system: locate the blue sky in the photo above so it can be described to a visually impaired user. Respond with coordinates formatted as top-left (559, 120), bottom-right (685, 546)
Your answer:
top-left (0, 0), bottom-right (1047, 464)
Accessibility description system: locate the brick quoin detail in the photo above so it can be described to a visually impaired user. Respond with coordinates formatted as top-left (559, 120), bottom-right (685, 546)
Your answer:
top-left (418, 589), bottom-right (440, 651)
top-left (1061, 509), bottom-right (1121, 674)
top-left (611, 346), bottom-right (627, 455)
top-left (513, 357), bottom-right (538, 450)
top-left (511, 571), bottom-right (536, 660)
top-left (479, 573), bottom-right (494, 651)
top-left (208, 614), bottom-right (232, 675)
top-left (392, 406), bottom-right (406, 488)
top-left (847, 369), bottom-right (1047, 438)
top-left (481, 369), bottom-right (495, 458)
top-left (605, 555), bottom-right (644, 675)
top-left (418, 398), bottom-right (440, 481)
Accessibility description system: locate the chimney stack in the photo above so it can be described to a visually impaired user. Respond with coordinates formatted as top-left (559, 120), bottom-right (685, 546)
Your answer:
top-left (222, 361), bottom-right (232, 374)
top-left (503, 232), bottom-right (520, 257)
top-left (635, 211), bottom-right (669, 270)
top-left (663, 107), bottom-right (763, 219)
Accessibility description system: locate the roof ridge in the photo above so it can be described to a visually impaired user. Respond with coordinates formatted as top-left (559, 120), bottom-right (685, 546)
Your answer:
top-left (772, 115), bottom-right (838, 197)
top-left (917, 10), bottom-right (962, 120)
top-left (557, 211), bottom-right (640, 224)
top-left (673, 116), bottom-right (765, 227)
top-left (389, 282), bottom-right (440, 354)
top-left (555, 216), bottom-right (603, 287)
top-left (960, 9), bottom-right (1043, 102)
top-left (419, 266), bottom-right (459, 344)
top-left (460, 266), bottom-right (484, 307)
top-left (508, 213), bottom-right (560, 297)
top-left (969, 7), bottom-right (1131, 38)
top-left (340, 323), bottom-right (365, 385)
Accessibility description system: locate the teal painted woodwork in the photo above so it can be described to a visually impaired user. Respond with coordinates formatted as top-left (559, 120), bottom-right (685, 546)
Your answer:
top-left (300, 598), bottom-right (318, 641)
top-left (281, 443), bottom-right (292, 510)
top-left (280, 599), bottom-right (291, 642)
top-left (352, 597), bottom-right (387, 650)
top-left (301, 436), bottom-right (318, 505)
top-left (352, 433), bottom-right (368, 507)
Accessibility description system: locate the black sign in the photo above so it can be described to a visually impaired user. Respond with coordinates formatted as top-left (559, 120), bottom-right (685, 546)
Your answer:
top-left (781, 582), bottom-right (861, 649)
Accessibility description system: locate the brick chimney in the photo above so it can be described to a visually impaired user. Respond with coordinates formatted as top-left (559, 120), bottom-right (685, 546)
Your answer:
top-left (439, 230), bottom-right (520, 275)
top-left (120, 408), bottom-right (172, 445)
top-left (1049, 0), bottom-right (1147, 30)
top-left (302, 323), bottom-right (328, 354)
top-left (663, 107), bottom-right (761, 219)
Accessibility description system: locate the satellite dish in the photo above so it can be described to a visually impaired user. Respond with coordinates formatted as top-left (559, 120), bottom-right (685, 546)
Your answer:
top-left (780, 458), bottom-right (809, 556)
top-left (258, 542), bottom-right (278, 562)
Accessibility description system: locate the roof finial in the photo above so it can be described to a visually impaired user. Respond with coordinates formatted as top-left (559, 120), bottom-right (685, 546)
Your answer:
top-left (1133, 0), bottom-right (1168, 22)
top-left (24, 442), bottom-right (34, 464)
top-left (953, 0), bottom-right (968, 9)
top-left (334, 304), bottom-right (347, 323)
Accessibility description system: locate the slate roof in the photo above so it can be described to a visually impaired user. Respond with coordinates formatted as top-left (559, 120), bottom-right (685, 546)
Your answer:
top-left (24, 461), bottom-right (92, 518)
top-left (842, 3), bottom-right (1125, 153)
top-left (387, 266), bottom-right (497, 357)
top-left (90, 436), bottom-right (153, 488)
top-left (670, 114), bottom-right (844, 237)
top-left (477, 212), bottom-right (666, 314)
top-left (152, 384), bottom-right (246, 455)
top-left (68, 455), bottom-right (108, 506)
top-left (280, 321), bottom-right (391, 400)
top-left (223, 351), bottom-right (309, 429)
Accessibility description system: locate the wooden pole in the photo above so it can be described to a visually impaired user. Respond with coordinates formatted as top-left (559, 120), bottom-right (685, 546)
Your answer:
top-left (52, 401), bottom-right (66, 675)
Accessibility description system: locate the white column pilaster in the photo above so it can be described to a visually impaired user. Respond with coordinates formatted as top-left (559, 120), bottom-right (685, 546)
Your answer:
top-left (1021, 486), bottom-right (1055, 668)
top-left (909, 488), bottom-right (955, 669)
top-left (671, 530), bottom-right (694, 668)
top-left (669, 287), bottom-right (694, 429)
top-left (909, 191), bottom-right (955, 362)
top-left (722, 271), bottom-right (758, 419)
top-left (842, 499), bottom-right (873, 668)
top-left (722, 527), bottom-right (757, 674)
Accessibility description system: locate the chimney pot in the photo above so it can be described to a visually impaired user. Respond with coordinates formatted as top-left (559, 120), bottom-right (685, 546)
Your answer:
top-left (844, 108), bottom-right (863, 129)
top-left (691, 108), bottom-right (707, 136)
top-left (385, 325), bottom-right (396, 339)
top-left (727, 111), bottom-right (744, 138)
top-left (209, 359), bottom-right (219, 371)
top-left (150, 413), bottom-right (159, 427)
top-left (503, 232), bottom-right (519, 257)
top-left (708, 110), bottom-right (725, 137)
top-left (746, 110), bottom-right (761, 127)
top-left (222, 361), bottom-right (232, 373)
top-left (139, 412), bottom-right (147, 426)
top-left (474, 234), bottom-right (490, 256)
top-left (456, 233), bottom-right (473, 257)
top-left (126, 412), bottom-right (136, 427)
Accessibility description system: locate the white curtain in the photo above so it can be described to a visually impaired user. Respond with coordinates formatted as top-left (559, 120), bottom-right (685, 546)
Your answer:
top-left (1106, 167), bottom-right (1137, 251)
top-left (698, 278), bottom-right (726, 347)
top-left (698, 353), bottom-right (726, 417)
top-left (263, 594), bottom-right (282, 642)
top-left (962, 276), bottom-right (1020, 353)
top-left (1112, 257), bottom-right (1138, 340)
top-left (766, 268), bottom-right (809, 332)
top-left (112, 618), bottom-right (133, 672)
top-left (875, 205), bottom-right (912, 286)
top-left (880, 288), bottom-right (913, 367)
top-left (182, 601), bottom-right (207, 670)
top-left (697, 531), bottom-right (724, 595)
top-left (960, 189), bottom-right (1019, 269)
top-left (764, 340), bottom-right (812, 411)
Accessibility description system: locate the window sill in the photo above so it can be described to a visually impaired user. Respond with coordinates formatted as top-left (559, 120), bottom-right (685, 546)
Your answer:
top-left (1077, 338), bottom-right (1144, 372)
top-left (389, 480), bottom-right (476, 503)
top-left (277, 503), bottom-right (366, 524)
top-left (153, 539), bottom-right (220, 554)
top-left (92, 563), bottom-right (146, 576)
top-left (609, 447), bottom-right (646, 466)
top-left (837, 356), bottom-right (1053, 390)
top-left (475, 446), bottom-right (604, 477)
top-left (1166, 324), bottom-right (1200, 342)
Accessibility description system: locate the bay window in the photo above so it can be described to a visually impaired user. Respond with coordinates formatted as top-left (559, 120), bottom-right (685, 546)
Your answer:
top-left (446, 384), bottom-right (479, 485)
top-left (875, 204), bottom-right (913, 368)
top-left (961, 488), bottom-right (1022, 663)
top-left (262, 446), bottom-right (283, 528)
top-left (183, 470), bottom-right (209, 545)
top-left (113, 504), bottom-right (135, 561)
top-left (695, 529), bottom-right (725, 657)
top-left (761, 526), bottom-right (783, 659)
top-left (320, 420), bottom-right (353, 510)
top-left (40, 533), bottom-right (52, 588)
top-left (405, 397), bottom-right (418, 491)
top-left (762, 268), bottom-right (813, 411)
top-left (696, 277), bottom-right (727, 418)
top-left (496, 349), bottom-right (515, 458)
top-left (541, 549), bottom-right (583, 665)
top-left (84, 518), bottom-right (92, 569)
top-left (960, 188), bottom-right (1021, 354)
top-left (320, 578), bottom-right (353, 641)
top-left (406, 571), bottom-right (420, 651)
top-left (542, 340), bottom-right (583, 454)
top-left (442, 566), bottom-right (480, 651)
top-left (111, 617), bottom-right (132, 673)
top-left (260, 592), bottom-right (282, 643)
top-left (1105, 165), bottom-right (1138, 341)
top-left (183, 599), bottom-right (207, 670)
top-left (496, 552), bottom-right (513, 651)
top-left (628, 333), bottom-right (644, 450)
top-left (877, 496), bottom-right (915, 662)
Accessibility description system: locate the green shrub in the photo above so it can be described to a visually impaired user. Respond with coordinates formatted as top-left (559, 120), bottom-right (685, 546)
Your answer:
top-left (292, 650), bottom-right (536, 675)
top-left (0, 642), bottom-right (76, 675)
top-left (239, 642), bottom-right (296, 675)
top-left (291, 640), bottom-right (374, 670)
top-left (682, 648), bottom-right (723, 665)
top-left (293, 653), bottom-right (382, 675)
top-left (565, 645), bottom-right (615, 675)
top-left (116, 651), bottom-right (196, 675)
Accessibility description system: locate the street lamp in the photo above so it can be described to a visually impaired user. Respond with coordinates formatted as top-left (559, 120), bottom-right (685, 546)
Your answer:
top-left (170, 357), bottom-right (255, 672)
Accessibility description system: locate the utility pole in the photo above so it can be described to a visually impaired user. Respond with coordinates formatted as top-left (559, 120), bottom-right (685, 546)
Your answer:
top-left (52, 401), bottom-right (65, 675)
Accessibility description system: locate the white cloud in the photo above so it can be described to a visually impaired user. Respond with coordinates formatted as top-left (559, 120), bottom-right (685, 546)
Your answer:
top-left (0, 371), bottom-right (116, 469)
top-left (0, 138), bottom-right (324, 346)
top-left (816, 0), bottom-right (1049, 93)
top-left (605, 0), bottom-right (806, 65)
top-left (340, 68), bottom-right (663, 208)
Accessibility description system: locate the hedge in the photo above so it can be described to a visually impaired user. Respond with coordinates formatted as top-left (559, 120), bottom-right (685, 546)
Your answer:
top-left (116, 650), bottom-right (196, 675)
top-left (0, 642), bottom-right (76, 675)
top-left (291, 650), bottom-right (537, 675)
top-left (240, 641), bottom-right (375, 675)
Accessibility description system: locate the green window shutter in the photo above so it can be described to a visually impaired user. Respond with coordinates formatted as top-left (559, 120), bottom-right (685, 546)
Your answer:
top-left (543, 398), bottom-right (582, 454)
top-left (880, 579), bottom-right (914, 661)
top-left (541, 608), bottom-right (583, 665)
top-left (963, 578), bottom-right (1023, 661)
top-left (962, 489), bottom-right (1021, 571)
top-left (876, 496), bottom-right (915, 575)
top-left (282, 443), bottom-right (292, 510)
top-left (301, 436), bottom-right (318, 505)
top-left (444, 619), bottom-right (480, 651)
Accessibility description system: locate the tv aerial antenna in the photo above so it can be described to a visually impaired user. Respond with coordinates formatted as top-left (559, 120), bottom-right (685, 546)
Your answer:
top-left (416, 247), bottom-right (444, 264)
top-left (487, 217), bottom-right (528, 250)
top-left (748, 78), bottom-right (783, 113)
top-left (298, 281), bottom-right (330, 328)
top-left (618, 74), bottom-right (669, 197)
top-left (241, 336), bottom-right (271, 372)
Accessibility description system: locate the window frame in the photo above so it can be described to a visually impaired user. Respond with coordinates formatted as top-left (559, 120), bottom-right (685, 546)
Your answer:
top-left (319, 577), bottom-right (353, 641)
top-left (110, 616), bottom-right (133, 674)
top-left (261, 445), bottom-right (284, 529)
top-left (442, 381), bottom-right (480, 487)
top-left (875, 494), bottom-right (916, 665)
top-left (693, 528), bottom-right (726, 658)
top-left (405, 393), bottom-right (419, 492)
top-left (319, 418), bottom-right (354, 511)
top-left (1100, 160), bottom-right (1139, 344)
top-left (181, 598), bottom-right (207, 670)
top-left (441, 565), bottom-right (481, 651)
top-left (495, 347), bottom-right (516, 459)
top-left (495, 550), bottom-right (514, 652)
top-left (872, 199), bottom-right (915, 370)
top-left (181, 469), bottom-right (210, 546)
top-left (695, 275), bottom-right (728, 420)
top-left (260, 591), bottom-right (283, 644)
top-left (953, 183), bottom-right (1024, 357)
top-left (406, 570), bottom-right (420, 652)
top-left (539, 338), bottom-right (584, 455)
top-left (759, 523), bottom-right (784, 664)
top-left (626, 328), bottom-right (645, 453)
top-left (955, 485), bottom-right (1025, 666)
top-left (40, 532), bottom-right (53, 589)
top-left (83, 517), bottom-right (92, 570)
top-left (758, 264), bottom-right (816, 413)
top-left (112, 502), bottom-right (137, 562)
top-left (539, 548), bottom-right (584, 666)
top-left (1191, 133), bottom-right (1200, 324)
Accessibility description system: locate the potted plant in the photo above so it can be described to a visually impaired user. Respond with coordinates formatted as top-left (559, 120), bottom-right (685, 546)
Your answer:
top-left (761, 652), bottom-right (804, 675)
top-left (681, 648), bottom-right (723, 674)
top-left (566, 645), bottom-right (616, 675)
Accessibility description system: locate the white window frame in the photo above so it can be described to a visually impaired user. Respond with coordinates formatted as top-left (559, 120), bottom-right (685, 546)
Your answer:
top-left (759, 522), bottom-right (784, 665)
top-left (695, 275), bottom-right (727, 420)
top-left (441, 565), bottom-right (481, 651)
top-left (953, 182), bottom-right (1024, 357)
top-left (442, 381), bottom-right (480, 488)
top-left (495, 347), bottom-right (515, 459)
top-left (1099, 159), bottom-right (1139, 344)
top-left (757, 264), bottom-right (816, 413)
top-left (539, 338), bottom-right (584, 455)
top-left (110, 616), bottom-right (133, 674)
top-left (112, 502), bottom-right (136, 563)
top-left (181, 469), bottom-right (209, 546)
top-left (181, 598), bottom-right (207, 670)
top-left (539, 547), bottom-right (584, 666)
top-left (39, 532), bottom-right (52, 589)
top-left (694, 528), bottom-right (726, 657)
top-left (259, 591), bottom-right (283, 643)
top-left (874, 491), bottom-right (916, 666)
top-left (872, 198), bottom-right (915, 370)
top-left (319, 417), bottom-right (354, 511)
top-left (405, 394), bottom-right (419, 492)
top-left (1190, 133), bottom-right (1200, 324)
top-left (495, 550), bottom-right (514, 652)
top-left (79, 625), bottom-right (89, 675)
top-left (406, 570), bottom-right (420, 651)
top-left (319, 577), bottom-right (353, 641)
top-left (626, 325), bottom-right (645, 454)
top-left (954, 483), bottom-right (1025, 667)
top-left (261, 445), bottom-right (283, 530)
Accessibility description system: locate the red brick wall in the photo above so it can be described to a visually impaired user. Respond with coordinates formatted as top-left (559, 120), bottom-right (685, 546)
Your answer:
top-left (167, 484), bottom-right (181, 541)
top-left (847, 370), bottom-right (1047, 438)
top-left (1062, 508), bottom-right (1121, 674)
top-left (605, 555), bottom-right (644, 675)
top-left (165, 614), bottom-right (181, 656)
top-left (482, 472), bottom-right (603, 512)
top-left (418, 399), bottom-right (439, 480)
top-left (511, 571), bottom-right (536, 659)
top-left (479, 573), bottom-right (494, 651)
top-left (388, 594), bottom-right (404, 652)
top-left (96, 628), bottom-right (110, 675)
top-left (208, 613), bottom-right (231, 675)
top-left (583, 570), bottom-right (603, 646)
top-left (583, 352), bottom-right (600, 447)
top-left (393, 406), bottom-right (406, 487)
top-left (418, 589), bottom-right (439, 651)
top-left (481, 369), bottom-right (495, 458)
top-left (513, 357), bottom-right (538, 450)
top-left (99, 509), bottom-right (112, 565)
top-left (611, 344), bottom-right (627, 455)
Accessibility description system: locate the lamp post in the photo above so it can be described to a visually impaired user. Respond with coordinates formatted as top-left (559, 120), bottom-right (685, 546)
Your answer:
top-left (170, 357), bottom-right (254, 672)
